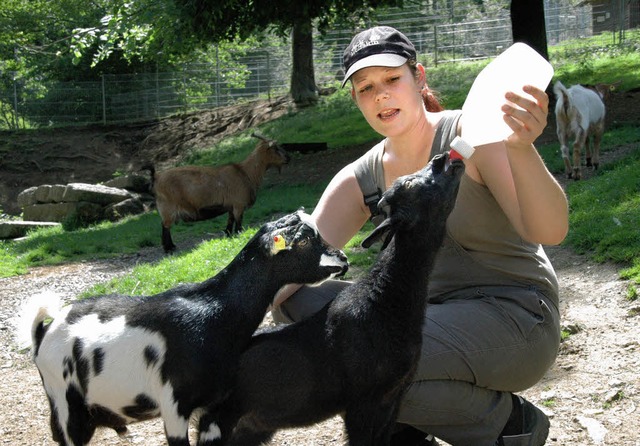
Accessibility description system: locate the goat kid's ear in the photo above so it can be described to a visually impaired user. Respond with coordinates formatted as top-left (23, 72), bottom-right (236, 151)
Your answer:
top-left (361, 218), bottom-right (393, 249)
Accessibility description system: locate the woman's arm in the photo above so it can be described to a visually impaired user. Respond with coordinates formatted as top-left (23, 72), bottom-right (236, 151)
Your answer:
top-left (272, 163), bottom-right (370, 307)
top-left (311, 164), bottom-right (372, 250)
top-left (464, 85), bottom-right (569, 245)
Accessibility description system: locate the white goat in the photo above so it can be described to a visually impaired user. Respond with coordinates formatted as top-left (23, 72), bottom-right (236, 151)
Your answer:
top-left (553, 80), bottom-right (606, 180)
top-left (15, 211), bottom-right (348, 446)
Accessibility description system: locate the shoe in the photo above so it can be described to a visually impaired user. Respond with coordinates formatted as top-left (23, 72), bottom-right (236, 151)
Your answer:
top-left (496, 395), bottom-right (550, 446)
top-left (390, 424), bottom-right (440, 446)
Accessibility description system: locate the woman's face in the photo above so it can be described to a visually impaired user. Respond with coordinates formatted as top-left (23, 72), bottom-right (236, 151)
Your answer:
top-left (350, 63), bottom-right (425, 138)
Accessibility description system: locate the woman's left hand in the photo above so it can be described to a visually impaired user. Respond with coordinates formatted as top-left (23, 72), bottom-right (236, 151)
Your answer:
top-left (502, 85), bottom-right (549, 148)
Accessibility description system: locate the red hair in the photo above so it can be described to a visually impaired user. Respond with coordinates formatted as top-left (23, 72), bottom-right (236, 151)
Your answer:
top-left (408, 59), bottom-right (444, 112)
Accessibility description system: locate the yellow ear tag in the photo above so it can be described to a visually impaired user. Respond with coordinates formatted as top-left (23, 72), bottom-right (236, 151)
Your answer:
top-left (273, 235), bottom-right (287, 253)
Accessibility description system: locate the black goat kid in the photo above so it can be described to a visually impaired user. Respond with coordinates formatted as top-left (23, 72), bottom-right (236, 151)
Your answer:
top-left (213, 154), bottom-right (465, 446)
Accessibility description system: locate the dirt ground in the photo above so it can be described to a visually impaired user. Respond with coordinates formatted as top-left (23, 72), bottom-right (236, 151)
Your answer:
top-left (1, 89), bottom-right (639, 445)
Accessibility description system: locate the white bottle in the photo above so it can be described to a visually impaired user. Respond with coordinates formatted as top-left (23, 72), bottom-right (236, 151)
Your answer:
top-left (450, 42), bottom-right (554, 160)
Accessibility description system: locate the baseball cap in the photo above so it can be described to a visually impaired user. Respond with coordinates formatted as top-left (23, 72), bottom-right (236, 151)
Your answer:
top-left (342, 26), bottom-right (417, 88)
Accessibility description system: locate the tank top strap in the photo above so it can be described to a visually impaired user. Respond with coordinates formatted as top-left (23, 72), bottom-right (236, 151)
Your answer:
top-left (430, 110), bottom-right (463, 159)
top-left (353, 140), bottom-right (385, 223)
top-left (353, 110), bottom-right (462, 225)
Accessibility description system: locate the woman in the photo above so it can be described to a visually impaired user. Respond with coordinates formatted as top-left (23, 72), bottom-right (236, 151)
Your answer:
top-left (272, 26), bottom-right (568, 446)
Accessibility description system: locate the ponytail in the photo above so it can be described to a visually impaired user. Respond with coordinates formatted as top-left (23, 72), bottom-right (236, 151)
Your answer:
top-left (408, 59), bottom-right (444, 112)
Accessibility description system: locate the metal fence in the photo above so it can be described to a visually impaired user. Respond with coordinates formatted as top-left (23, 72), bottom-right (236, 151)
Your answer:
top-left (1, 0), bottom-right (637, 129)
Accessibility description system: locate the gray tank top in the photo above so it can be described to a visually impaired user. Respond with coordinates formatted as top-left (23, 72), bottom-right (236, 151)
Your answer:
top-left (352, 110), bottom-right (559, 305)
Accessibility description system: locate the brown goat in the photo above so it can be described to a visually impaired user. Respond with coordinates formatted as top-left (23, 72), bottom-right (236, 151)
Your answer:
top-left (145, 134), bottom-right (290, 252)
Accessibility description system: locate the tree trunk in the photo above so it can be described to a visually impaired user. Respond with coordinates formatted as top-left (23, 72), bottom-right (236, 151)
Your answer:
top-left (511, 0), bottom-right (549, 60)
top-left (290, 19), bottom-right (318, 106)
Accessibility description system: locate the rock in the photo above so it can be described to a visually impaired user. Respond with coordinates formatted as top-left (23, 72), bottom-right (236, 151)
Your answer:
top-left (104, 198), bottom-right (145, 221)
top-left (16, 187), bottom-right (38, 207)
top-left (575, 416), bottom-right (607, 444)
top-left (0, 221), bottom-right (61, 239)
top-left (104, 174), bottom-right (151, 193)
top-left (61, 183), bottom-right (130, 205)
top-left (604, 389), bottom-right (623, 403)
top-left (22, 202), bottom-right (104, 223)
top-left (13, 178), bottom-right (148, 235)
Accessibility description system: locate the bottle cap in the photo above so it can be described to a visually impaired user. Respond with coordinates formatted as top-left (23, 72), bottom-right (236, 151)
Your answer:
top-left (450, 136), bottom-right (476, 159)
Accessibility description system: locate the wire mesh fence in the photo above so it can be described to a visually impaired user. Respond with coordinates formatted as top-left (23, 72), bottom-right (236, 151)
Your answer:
top-left (1, 0), bottom-right (637, 129)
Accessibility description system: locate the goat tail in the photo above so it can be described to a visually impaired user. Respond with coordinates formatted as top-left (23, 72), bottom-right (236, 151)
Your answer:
top-left (553, 81), bottom-right (570, 113)
top-left (14, 291), bottom-right (63, 355)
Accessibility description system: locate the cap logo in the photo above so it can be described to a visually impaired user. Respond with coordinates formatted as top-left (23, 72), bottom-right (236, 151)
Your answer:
top-left (351, 38), bottom-right (380, 56)
top-left (350, 28), bottom-right (385, 56)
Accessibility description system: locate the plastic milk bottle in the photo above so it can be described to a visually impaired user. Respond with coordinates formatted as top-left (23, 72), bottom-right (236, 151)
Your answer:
top-left (449, 42), bottom-right (554, 160)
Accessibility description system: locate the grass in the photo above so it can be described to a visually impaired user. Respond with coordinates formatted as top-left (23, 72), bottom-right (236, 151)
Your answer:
top-left (562, 140), bottom-right (640, 292)
top-left (550, 28), bottom-right (640, 91)
top-left (262, 91), bottom-right (381, 149)
top-left (84, 229), bottom-right (260, 297)
top-left (1, 32), bottom-right (639, 297)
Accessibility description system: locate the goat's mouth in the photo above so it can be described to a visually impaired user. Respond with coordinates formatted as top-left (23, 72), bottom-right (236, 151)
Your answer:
top-left (445, 158), bottom-right (465, 176)
top-left (336, 263), bottom-right (349, 278)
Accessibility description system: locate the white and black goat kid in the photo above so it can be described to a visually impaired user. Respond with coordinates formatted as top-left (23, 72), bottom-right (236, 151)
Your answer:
top-left (214, 154), bottom-right (465, 446)
top-left (15, 211), bottom-right (348, 446)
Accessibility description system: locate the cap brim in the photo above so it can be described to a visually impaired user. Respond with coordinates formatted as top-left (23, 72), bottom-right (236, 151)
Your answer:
top-left (341, 54), bottom-right (409, 88)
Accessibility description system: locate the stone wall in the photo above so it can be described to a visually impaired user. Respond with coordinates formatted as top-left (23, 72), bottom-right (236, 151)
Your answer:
top-left (16, 173), bottom-right (153, 225)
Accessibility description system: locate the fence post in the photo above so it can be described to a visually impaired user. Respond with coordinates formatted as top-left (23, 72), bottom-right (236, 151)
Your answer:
top-left (12, 72), bottom-right (19, 129)
top-left (102, 74), bottom-right (107, 125)
top-left (267, 51), bottom-right (271, 101)
top-left (215, 46), bottom-right (220, 108)
top-left (156, 65), bottom-right (160, 118)
top-left (434, 26), bottom-right (439, 66)
top-left (618, 0), bottom-right (625, 43)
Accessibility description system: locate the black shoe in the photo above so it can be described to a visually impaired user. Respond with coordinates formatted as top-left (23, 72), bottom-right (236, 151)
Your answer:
top-left (390, 424), bottom-right (440, 446)
top-left (496, 395), bottom-right (550, 446)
